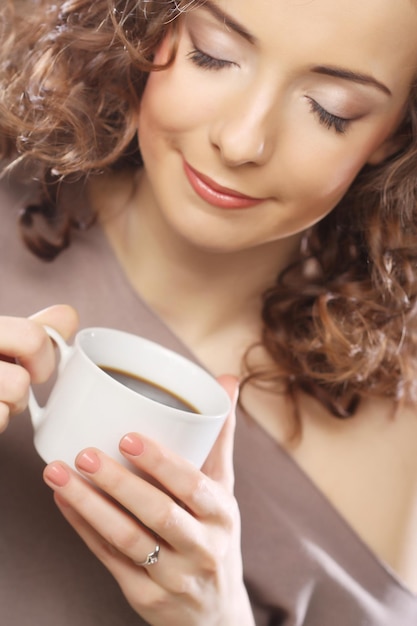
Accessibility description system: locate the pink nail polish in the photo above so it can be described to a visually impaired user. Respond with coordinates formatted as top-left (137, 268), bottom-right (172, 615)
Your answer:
top-left (44, 462), bottom-right (70, 487)
top-left (120, 433), bottom-right (144, 456)
top-left (76, 450), bottom-right (101, 474)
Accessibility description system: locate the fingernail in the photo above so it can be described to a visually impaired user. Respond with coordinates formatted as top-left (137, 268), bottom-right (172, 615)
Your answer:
top-left (120, 433), bottom-right (144, 456)
top-left (44, 462), bottom-right (70, 487)
top-left (76, 450), bottom-right (101, 474)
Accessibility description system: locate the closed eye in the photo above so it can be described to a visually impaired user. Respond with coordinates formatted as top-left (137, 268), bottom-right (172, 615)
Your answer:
top-left (307, 98), bottom-right (351, 135)
top-left (187, 48), bottom-right (237, 70)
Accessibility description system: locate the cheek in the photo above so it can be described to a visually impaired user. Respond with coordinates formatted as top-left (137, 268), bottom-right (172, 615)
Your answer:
top-left (138, 73), bottom-right (177, 137)
top-left (286, 130), bottom-right (378, 212)
top-left (138, 62), bottom-right (214, 141)
top-left (137, 73), bottom-right (181, 162)
top-left (314, 157), bottom-right (362, 205)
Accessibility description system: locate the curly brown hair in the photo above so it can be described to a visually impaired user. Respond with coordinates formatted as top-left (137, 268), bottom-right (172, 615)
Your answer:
top-left (0, 0), bottom-right (191, 170)
top-left (2, 0), bottom-right (417, 421)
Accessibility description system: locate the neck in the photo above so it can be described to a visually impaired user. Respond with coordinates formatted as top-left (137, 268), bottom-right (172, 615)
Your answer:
top-left (91, 169), bottom-right (302, 356)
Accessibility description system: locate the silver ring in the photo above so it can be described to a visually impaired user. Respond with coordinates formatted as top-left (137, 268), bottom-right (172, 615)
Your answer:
top-left (135, 543), bottom-right (160, 567)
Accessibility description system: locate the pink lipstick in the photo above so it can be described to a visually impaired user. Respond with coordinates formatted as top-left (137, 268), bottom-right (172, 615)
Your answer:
top-left (183, 161), bottom-right (264, 209)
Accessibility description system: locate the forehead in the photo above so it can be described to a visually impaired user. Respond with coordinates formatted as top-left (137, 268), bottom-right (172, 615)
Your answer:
top-left (211, 0), bottom-right (417, 94)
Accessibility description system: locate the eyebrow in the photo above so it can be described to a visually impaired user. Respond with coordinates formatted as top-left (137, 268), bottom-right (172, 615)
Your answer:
top-left (198, 0), bottom-right (257, 45)
top-left (312, 65), bottom-right (392, 96)
top-left (194, 4), bottom-right (392, 97)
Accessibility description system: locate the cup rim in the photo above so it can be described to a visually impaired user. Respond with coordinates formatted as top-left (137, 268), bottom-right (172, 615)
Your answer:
top-left (73, 327), bottom-right (231, 419)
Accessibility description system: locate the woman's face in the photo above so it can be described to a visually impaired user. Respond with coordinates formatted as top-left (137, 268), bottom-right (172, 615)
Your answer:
top-left (137, 0), bottom-right (417, 253)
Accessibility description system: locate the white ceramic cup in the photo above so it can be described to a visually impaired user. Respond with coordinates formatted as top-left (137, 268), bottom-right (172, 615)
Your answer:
top-left (28, 327), bottom-right (231, 469)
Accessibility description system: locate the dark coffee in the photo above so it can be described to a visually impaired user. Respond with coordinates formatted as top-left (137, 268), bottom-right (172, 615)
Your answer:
top-left (99, 365), bottom-right (199, 413)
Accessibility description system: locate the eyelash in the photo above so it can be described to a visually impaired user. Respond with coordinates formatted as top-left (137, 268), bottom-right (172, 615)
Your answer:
top-left (307, 98), bottom-right (351, 135)
top-left (187, 48), bottom-right (235, 70)
top-left (187, 49), bottom-right (352, 135)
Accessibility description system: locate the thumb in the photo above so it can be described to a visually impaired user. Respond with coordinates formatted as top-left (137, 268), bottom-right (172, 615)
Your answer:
top-left (30, 304), bottom-right (79, 341)
top-left (201, 374), bottom-right (239, 491)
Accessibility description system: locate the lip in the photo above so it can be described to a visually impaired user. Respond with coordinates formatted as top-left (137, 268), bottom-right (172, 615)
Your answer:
top-left (183, 160), bottom-right (264, 209)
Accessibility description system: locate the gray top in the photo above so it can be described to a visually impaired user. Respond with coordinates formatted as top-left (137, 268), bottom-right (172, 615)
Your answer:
top-left (0, 177), bottom-right (416, 625)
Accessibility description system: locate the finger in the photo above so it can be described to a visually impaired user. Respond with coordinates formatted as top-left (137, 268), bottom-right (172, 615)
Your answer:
top-left (201, 374), bottom-right (239, 490)
top-left (0, 401), bottom-right (10, 432)
top-left (72, 449), bottom-right (203, 553)
top-left (29, 304), bottom-right (79, 341)
top-left (53, 493), bottom-right (146, 572)
top-left (0, 305), bottom-right (78, 383)
top-left (44, 461), bottom-right (173, 562)
top-left (0, 316), bottom-right (53, 376)
top-left (48, 458), bottom-right (221, 598)
top-left (53, 494), bottom-right (166, 619)
top-left (27, 305), bottom-right (79, 381)
top-left (0, 319), bottom-right (59, 384)
top-left (118, 432), bottom-right (233, 522)
top-left (0, 360), bottom-right (30, 415)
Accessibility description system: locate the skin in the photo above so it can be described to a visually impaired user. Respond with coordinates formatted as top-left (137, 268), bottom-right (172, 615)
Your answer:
top-left (3, 0), bottom-right (417, 623)
top-left (0, 305), bottom-right (79, 431)
top-left (136, 0), bottom-right (414, 254)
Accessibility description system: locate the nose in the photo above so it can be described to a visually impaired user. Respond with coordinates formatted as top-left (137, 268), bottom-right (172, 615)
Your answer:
top-left (209, 88), bottom-right (277, 167)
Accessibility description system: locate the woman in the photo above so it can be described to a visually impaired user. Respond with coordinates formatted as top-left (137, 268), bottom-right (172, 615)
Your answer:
top-left (1, 0), bottom-right (417, 624)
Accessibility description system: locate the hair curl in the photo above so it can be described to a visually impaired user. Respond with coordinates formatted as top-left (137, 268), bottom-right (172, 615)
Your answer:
top-left (246, 101), bottom-right (417, 422)
top-left (0, 0), bottom-right (193, 171)
top-left (2, 0), bottom-right (417, 423)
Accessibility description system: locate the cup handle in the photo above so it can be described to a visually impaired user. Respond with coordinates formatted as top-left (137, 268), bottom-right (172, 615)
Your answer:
top-left (28, 325), bottom-right (73, 429)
